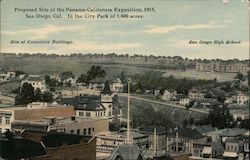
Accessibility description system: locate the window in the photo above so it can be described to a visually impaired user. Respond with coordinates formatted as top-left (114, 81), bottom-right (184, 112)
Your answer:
top-left (70, 130), bottom-right (74, 134)
top-left (77, 129), bottom-right (80, 135)
top-left (86, 112), bottom-right (91, 117)
top-left (79, 111), bottom-right (84, 116)
top-left (0, 128), bottom-right (1, 133)
top-left (0, 117), bottom-right (2, 124)
top-left (88, 128), bottom-right (91, 135)
top-left (6, 117), bottom-right (10, 124)
top-left (83, 128), bottom-right (86, 135)
top-left (92, 128), bottom-right (94, 131)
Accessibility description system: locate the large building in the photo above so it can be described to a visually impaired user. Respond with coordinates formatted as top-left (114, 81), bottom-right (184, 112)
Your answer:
top-left (21, 75), bottom-right (47, 92)
top-left (0, 102), bottom-right (75, 133)
top-left (196, 61), bottom-right (249, 73)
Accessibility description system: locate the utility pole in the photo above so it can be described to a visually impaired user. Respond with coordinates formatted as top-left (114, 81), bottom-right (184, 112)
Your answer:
top-left (127, 79), bottom-right (130, 144)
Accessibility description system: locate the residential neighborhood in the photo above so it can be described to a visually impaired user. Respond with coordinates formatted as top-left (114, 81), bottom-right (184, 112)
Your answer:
top-left (0, 55), bottom-right (249, 160)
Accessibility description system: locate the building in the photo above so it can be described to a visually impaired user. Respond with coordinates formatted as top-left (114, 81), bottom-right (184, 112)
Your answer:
top-left (107, 144), bottom-right (146, 160)
top-left (6, 68), bottom-right (17, 78)
top-left (21, 75), bottom-right (47, 92)
top-left (138, 126), bottom-right (166, 155)
top-left (230, 109), bottom-right (249, 121)
top-left (235, 92), bottom-right (249, 105)
top-left (61, 94), bottom-right (122, 122)
top-left (179, 98), bottom-right (190, 106)
top-left (96, 130), bottom-right (148, 154)
top-left (0, 131), bottom-right (96, 160)
top-left (110, 78), bottom-right (124, 93)
top-left (0, 102), bottom-right (75, 133)
top-left (196, 61), bottom-right (249, 73)
top-left (162, 89), bottom-right (177, 101)
top-left (223, 138), bottom-right (244, 159)
top-left (188, 88), bottom-right (205, 99)
top-left (166, 127), bottom-right (207, 157)
top-left (0, 70), bottom-right (7, 83)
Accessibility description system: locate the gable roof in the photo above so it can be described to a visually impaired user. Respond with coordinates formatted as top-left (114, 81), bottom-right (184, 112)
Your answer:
top-left (108, 144), bottom-right (145, 160)
top-left (168, 127), bottom-right (204, 139)
top-left (61, 96), bottom-right (105, 111)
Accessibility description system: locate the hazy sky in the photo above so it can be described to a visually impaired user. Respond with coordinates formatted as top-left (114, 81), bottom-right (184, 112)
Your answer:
top-left (1, 0), bottom-right (249, 59)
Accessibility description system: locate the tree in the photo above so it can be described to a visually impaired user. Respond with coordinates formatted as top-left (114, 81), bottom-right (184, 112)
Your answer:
top-left (41, 91), bottom-right (53, 102)
top-left (60, 71), bottom-right (74, 82)
top-left (183, 119), bottom-right (188, 127)
top-left (77, 74), bottom-right (88, 83)
top-left (234, 72), bottom-right (244, 81)
top-left (34, 88), bottom-right (42, 101)
top-left (87, 65), bottom-right (106, 81)
top-left (240, 119), bottom-right (250, 129)
top-left (15, 83), bottom-right (35, 105)
top-left (120, 71), bottom-right (126, 83)
top-left (208, 105), bottom-right (236, 129)
top-left (189, 117), bottom-right (195, 125)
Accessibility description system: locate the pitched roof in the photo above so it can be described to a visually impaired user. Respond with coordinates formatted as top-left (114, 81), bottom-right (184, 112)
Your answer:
top-left (168, 127), bottom-right (204, 139)
top-left (101, 81), bottom-right (112, 95)
top-left (220, 128), bottom-right (248, 137)
top-left (61, 96), bottom-right (105, 111)
top-left (139, 126), bottom-right (166, 134)
top-left (108, 144), bottom-right (145, 160)
top-left (195, 125), bottom-right (215, 134)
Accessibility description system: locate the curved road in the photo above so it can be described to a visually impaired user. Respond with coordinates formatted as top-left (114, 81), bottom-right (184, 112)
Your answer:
top-left (118, 94), bottom-right (209, 114)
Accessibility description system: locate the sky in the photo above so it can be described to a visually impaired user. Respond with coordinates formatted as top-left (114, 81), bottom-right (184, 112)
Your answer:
top-left (0, 0), bottom-right (249, 60)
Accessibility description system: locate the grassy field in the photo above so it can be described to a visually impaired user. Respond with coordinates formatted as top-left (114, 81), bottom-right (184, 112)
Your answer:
top-left (0, 81), bottom-right (20, 94)
top-left (0, 57), bottom-right (237, 81)
top-left (118, 96), bottom-right (206, 127)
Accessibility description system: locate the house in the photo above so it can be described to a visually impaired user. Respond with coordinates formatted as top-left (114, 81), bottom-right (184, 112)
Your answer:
top-left (230, 109), bottom-right (249, 121)
top-left (107, 144), bottom-right (146, 160)
top-left (61, 95), bottom-right (122, 121)
top-left (166, 127), bottom-right (207, 157)
top-left (223, 138), bottom-right (244, 160)
top-left (162, 89), bottom-right (177, 101)
top-left (235, 92), bottom-right (249, 105)
top-left (22, 75), bottom-right (47, 92)
top-left (179, 98), bottom-right (190, 106)
top-left (0, 70), bottom-right (7, 83)
top-left (172, 94), bottom-right (186, 102)
top-left (188, 88), bottom-right (205, 99)
top-left (0, 102), bottom-right (75, 133)
top-left (110, 78), bottom-right (124, 93)
top-left (6, 68), bottom-right (16, 78)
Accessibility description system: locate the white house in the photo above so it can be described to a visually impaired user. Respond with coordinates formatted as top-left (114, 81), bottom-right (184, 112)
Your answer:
top-left (6, 68), bottom-right (16, 78)
top-left (110, 79), bottom-right (124, 93)
top-left (22, 75), bottom-right (47, 92)
top-left (161, 89), bottom-right (177, 101)
top-left (180, 98), bottom-right (190, 106)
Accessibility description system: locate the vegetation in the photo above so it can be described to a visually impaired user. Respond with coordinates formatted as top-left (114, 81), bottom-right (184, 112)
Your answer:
top-left (196, 105), bottom-right (236, 129)
top-left (15, 83), bottom-right (53, 105)
top-left (130, 71), bottom-right (218, 95)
